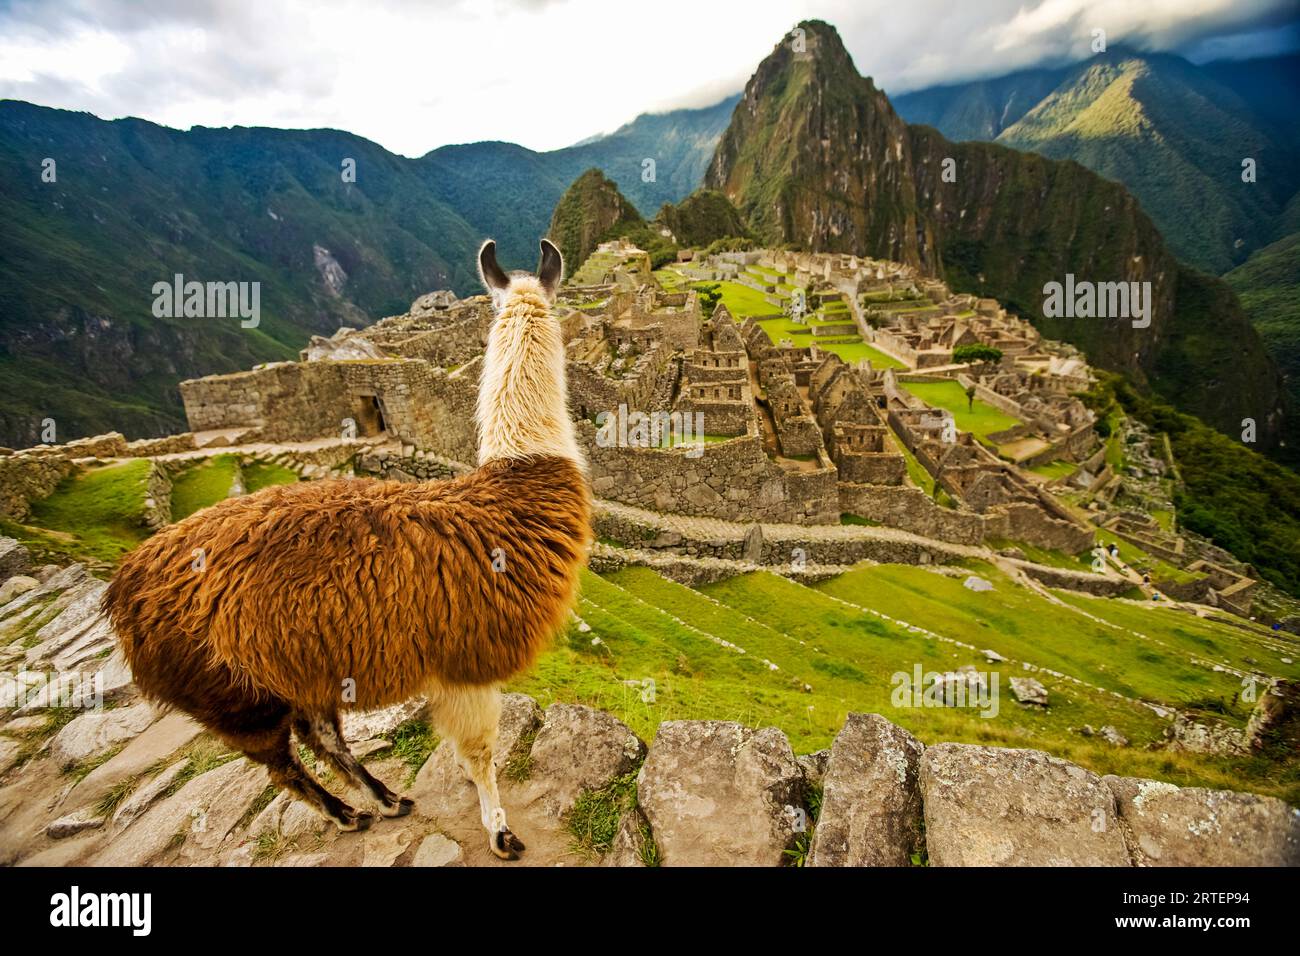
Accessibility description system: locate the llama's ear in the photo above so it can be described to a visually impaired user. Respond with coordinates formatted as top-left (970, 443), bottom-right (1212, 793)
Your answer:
top-left (537, 238), bottom-right (563, 297)
top-left (478, 240), bottom-right (510, 295)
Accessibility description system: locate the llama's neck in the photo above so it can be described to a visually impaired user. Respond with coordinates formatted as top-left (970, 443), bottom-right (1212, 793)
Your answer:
top-left (476, 279), bottom-right (583, 468)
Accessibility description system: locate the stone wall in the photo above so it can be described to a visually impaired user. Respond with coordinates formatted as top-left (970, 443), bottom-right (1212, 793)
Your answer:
top-left (592, 506), bottom-right (973, 567)
top-left (179, 359), bottom-right (481, 464)
top-left (126, 433), bottom-right (197, 457)
top-left (141, 462), bottom-right (173, 530)
top-left (1006, 560), bottom-right (1134, 597)
top-left (987, 502), bottom-right (1094, 554)
top-left (1022, 422), bottom-right (1098, 470)
top-left (580, 423), bottom-right (839, 525)
top-left (0, 453), bottom-right (75, 521)
top-left (837, 483), bottom-right (985, 545)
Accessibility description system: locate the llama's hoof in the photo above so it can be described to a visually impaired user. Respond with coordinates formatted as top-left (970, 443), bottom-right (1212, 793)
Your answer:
top-left (491, 827), bottom-right (526, 860)
top-left (337, 809), bottom-right (376, 832)
top-left (381, 796), bottom-right (415, 818)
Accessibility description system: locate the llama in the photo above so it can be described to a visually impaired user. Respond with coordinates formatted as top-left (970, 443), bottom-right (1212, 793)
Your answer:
top-left (103, 239), bottom-right (591, 860)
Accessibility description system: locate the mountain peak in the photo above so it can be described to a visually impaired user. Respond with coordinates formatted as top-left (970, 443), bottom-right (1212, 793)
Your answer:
top-left (547, 168), bottom-right (644, 269)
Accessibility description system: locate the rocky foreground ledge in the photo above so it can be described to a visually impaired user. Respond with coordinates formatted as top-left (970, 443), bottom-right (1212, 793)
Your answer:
top-left (1, 552), bottom-right (1297, 867)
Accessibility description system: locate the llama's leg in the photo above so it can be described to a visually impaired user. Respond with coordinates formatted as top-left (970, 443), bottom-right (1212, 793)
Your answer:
top-left (240, 720), bottom-right (375, 833)
top-left (428, 684), bottom-right (524, 860)
top-left (293, 713), bottom-right (414, 818)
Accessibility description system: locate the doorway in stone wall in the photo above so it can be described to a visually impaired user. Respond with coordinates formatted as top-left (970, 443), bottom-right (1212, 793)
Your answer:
top-left (352, 393), bottom-right (387, 436)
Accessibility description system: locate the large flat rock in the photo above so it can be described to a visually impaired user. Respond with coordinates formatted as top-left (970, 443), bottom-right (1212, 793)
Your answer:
top-left (919, 743), bottom-right (1130, 866)
top-left (637, 720), bottom-right (802, 867)
top-left (67, 711), bottom-right (202, 810)
top-left (513, 703), bottom-right (645, 820)
top-left (809, 713), bottom-right (925, 866)
top-left (1105, 775), bottom-right (1300, 866)
top-left (48, 702), bottom-right (159, 766)
top-left (91, 757), bottom-right (266, 866)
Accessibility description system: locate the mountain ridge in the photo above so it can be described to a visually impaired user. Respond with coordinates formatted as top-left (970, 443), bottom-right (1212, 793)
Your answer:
top-left (705, 21), bottom-right (1289, 454)
top-left (894, 49), bottom-right (1300, 273)
top-left (0, 95), bottom-right (737, 446)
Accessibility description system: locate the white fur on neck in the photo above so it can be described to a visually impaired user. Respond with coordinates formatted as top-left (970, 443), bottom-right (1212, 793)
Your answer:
top-left (476, 276), bottom-right (583, 467)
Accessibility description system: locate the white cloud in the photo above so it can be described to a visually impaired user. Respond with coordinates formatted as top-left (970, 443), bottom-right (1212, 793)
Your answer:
top-left (0, 0), bottom-right (1293, 154)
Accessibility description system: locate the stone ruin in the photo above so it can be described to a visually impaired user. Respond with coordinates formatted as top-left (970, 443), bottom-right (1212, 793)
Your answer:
top-left (0, 243), bottom-right (1256, 611)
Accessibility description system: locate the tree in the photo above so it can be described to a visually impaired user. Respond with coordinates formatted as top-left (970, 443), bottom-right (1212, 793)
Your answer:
top-left (952, 344), bottom-right (1003, 365)
top-left (697, 283), bottom-right (723, 317)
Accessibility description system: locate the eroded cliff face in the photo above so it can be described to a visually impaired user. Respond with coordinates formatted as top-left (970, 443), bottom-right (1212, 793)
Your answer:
top-left (708, 26), bottom-right (930, 268)
top-left (706, 21), bottom-right (1288, 448)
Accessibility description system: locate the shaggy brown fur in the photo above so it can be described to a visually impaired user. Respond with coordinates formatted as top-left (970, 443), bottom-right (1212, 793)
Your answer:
top-left (107, 457), bottom-right (590, 712)
top-left (103, 455), bottom-right (589, 838)
top-left (103, 238), bottom-right (590, 854)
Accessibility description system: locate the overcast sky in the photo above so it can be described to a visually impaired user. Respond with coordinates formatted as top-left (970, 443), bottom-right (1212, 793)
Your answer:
top-left (1, 0), bottom-right (1296, 155)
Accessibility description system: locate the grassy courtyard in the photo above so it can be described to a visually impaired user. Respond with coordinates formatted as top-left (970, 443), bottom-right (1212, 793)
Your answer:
top-left (899, 379), bottom-right (1022, 439)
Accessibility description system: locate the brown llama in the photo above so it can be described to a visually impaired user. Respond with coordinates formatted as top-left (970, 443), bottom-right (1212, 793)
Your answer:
top-left (103, 239), bottom-right (591, 860)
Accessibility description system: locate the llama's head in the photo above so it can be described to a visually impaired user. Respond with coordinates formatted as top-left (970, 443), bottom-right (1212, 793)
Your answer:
top-left (474, 237), bottom-right (584, 468)
top-left (478, 238), bottom-right (563, 311)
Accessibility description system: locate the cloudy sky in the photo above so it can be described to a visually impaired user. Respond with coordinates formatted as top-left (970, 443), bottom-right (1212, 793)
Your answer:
top-left (1, 0), bottom-right (1296, 155)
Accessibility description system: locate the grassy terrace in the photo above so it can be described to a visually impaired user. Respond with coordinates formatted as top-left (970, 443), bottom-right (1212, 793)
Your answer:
top-left (818, 340), bottom-right (907, 368)
top-left (23, 460), bottom-right (153, 564)
top-left (1029, 459), bottom-right (1077, 481)
top-left (651, 268), bottom-right (686, 291)
top-left (753, 315), bottom-right (908, 370)
top-left (898, 379), bottom-right (1021, 440)
top-left (242, 460), bottom-right (299, 493)
top-left (508, 565), bottom-right (1299, 801)
top-left (986, 537), bottom-right (1093, 572)
top-left (170, 454), bottom-right (240, 520)
top-left (707, 279), bottom-right (782, 316)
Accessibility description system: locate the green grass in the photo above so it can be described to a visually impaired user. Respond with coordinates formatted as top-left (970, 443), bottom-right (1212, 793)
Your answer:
top-left (1052, 590), bottom-right (1300, 685)
top-left (381, 719), bottom-right (438, 783)
top-left (813, 563), bottom-right (1254, 712)
top-left (25, 459), bottom-right (152, 563)
top-left (693, 280), bottom-right (780, 317)
top-left (1029, 459), bottom-right (1077, 481)
top-left (169, 454), bottom-right (239, 520)
top-left (986, 537), bottom-right (1092, 571)
top-left (898, 380), bottom-right (1021, 439)
top-left (241, 460), bottom-right (299, 493)
top-left (503, 563), bottom-right (1299, 800)
top-left (501, 727), bottom-right (538, 783)
top-left (164, 736), bottom-right (239, 796)
top-left (819, 340), bottom-right (907, 369)
top-left (840, 513), bottom-right (881, 526)
top-left (666, 433), bottom-right (734, 447)
top-left (757, 316), bottom-right (811, 337)
top-left (64, 744), bottom-right (124, 782)
top-left (565, 771), bottom-right (640, 857)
